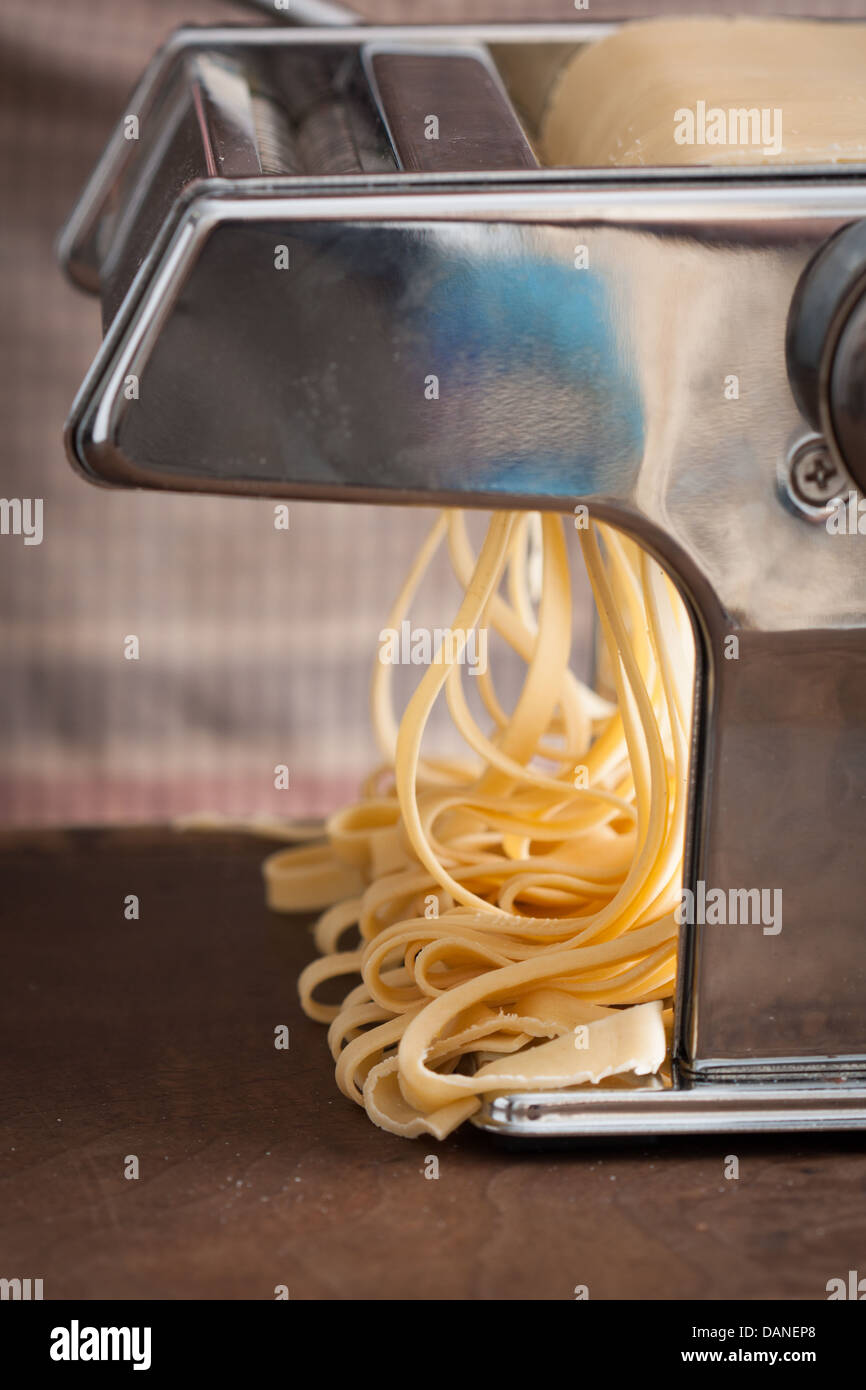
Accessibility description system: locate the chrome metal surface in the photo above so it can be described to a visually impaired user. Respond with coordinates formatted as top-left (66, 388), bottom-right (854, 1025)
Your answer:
top-left (250, 92), bottom-right (302, 174)
top-left (677, 628), bottom-right (866, 1081)
top-left (242, 0), bottom-right (363, 25)
top-left (64, 180), bottom-right (866, 638)
top-left (361, 45), bottom-right (537, 171)
top-left (55, 24), bottom-right (615, 295)
top-left (476, 1084), bottom-right (866, 1139)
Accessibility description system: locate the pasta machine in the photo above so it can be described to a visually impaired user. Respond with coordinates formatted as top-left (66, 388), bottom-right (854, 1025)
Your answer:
top-left (59, 7), bottom-right (866, 1140)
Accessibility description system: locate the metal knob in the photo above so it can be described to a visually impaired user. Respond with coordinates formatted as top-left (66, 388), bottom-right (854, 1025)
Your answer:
top-left (786, 219), bottom-right (866, 494)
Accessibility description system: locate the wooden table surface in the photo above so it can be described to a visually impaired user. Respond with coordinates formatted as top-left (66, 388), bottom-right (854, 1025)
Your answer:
top-left (2, 827), bottom-right (864, 1301)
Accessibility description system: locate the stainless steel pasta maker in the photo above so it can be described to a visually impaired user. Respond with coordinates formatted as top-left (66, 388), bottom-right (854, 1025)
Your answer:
top-left (58, 6), bottom-right (866, 1140)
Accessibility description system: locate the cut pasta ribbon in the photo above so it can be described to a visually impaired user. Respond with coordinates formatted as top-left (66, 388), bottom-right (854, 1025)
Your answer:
top-left (264, 510), bottom-right (694, 1139)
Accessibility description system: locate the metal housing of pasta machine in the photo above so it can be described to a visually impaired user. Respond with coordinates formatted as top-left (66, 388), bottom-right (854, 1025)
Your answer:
top-left (59, 14), bottom-right (866, 1140)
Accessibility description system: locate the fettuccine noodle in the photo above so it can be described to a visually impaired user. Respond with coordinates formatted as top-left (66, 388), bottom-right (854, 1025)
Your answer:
top-left (263, 510), bottom-right (694, 1139)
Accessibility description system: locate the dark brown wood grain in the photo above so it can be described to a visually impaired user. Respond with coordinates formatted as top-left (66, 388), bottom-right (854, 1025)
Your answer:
top-left (1, 828), bottom-right (864, 1301)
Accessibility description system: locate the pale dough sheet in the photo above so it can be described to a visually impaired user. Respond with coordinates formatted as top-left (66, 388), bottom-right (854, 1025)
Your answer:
top-left (541, 18), bottom-right (866, 168)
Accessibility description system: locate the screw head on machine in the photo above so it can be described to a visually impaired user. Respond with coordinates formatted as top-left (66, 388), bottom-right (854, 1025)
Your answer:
top-left (787, 438), bottom-right (846, 513)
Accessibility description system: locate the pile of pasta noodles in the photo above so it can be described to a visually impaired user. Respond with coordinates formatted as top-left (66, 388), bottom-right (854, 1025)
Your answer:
top-left (264, 511), bottom-right (694, 1138)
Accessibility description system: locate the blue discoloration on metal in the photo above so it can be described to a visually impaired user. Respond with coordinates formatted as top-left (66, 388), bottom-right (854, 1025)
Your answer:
top-left (419, 251), bottom-right (644, 494)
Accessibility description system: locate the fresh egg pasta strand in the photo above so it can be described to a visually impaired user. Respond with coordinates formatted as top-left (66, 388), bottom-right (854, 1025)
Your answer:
top-left (265, 508), bottom-right (694, 1138)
